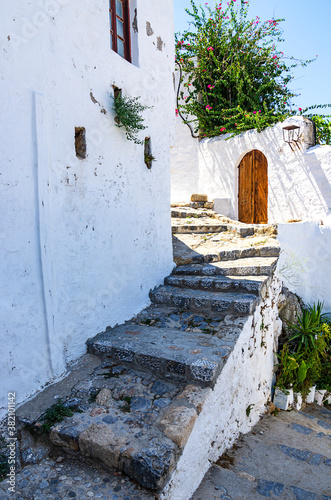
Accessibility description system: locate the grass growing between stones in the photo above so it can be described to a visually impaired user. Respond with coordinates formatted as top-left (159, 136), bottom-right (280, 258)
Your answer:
top-left (40, 399), bottom-right (73, 433)
top-left (120, 396), bottom-right (132, 413)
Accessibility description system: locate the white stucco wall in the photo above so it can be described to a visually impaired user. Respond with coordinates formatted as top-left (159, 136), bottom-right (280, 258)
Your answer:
top-left (0, 0), bottom-right (175, 418)
top-left (277, 221), bottom-right (331, 312)
top-left (161, 276), bottom-right (282, 500)
top-left (171, 114), bottom-right (331, 224)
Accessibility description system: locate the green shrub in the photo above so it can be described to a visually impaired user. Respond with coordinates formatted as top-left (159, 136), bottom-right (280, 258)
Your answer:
top-left (112, 93), bottom-right (150, 145)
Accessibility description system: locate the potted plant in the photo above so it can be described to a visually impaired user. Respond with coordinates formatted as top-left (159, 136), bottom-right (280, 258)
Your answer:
top-left (274, 345), bottom-right (298, 410)
top-left (315, 322), bottom-right (331, 405)
top-left (275, 301), bottom-right (330, 409)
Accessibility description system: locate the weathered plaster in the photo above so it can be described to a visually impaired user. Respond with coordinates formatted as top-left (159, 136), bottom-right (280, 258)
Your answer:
top-left (0, 0), bottom-right (175, 419)
top-left (171, 110), bottom-right (331, 224)
top-left (160, 276), bottom-right (282, 500)
top-left (277, 221), bottom-right (331, 312)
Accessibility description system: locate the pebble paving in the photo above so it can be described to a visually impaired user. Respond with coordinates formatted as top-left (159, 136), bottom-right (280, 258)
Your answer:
top-left (0, 455), bottom-right (155, 500)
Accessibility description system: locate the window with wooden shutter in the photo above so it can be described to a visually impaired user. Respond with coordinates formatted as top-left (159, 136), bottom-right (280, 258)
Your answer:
top-left (109, 0), bottom-right (131, 63)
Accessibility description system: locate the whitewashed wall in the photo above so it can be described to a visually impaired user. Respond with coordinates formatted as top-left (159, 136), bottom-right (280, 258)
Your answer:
top-left (171, 113), bottom-right (331, 224)
top-left (0, 0), bottom-right (175, 419)
top-left (161, 275), bottom-right (282, 500)
top-left (277, 221), bottom-right (331, 312)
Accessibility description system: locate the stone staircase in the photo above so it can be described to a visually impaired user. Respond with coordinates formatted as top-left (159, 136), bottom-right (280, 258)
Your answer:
top-left (16, 208), bottom-right (282, 500)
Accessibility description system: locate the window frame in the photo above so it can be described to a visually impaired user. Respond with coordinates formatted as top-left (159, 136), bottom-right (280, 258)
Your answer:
top-left (109, 0), bottom-right (131, 63)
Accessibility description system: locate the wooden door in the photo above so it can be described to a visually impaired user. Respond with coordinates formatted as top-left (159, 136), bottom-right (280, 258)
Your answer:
top-left (238, 150), bottom-right (268, 224)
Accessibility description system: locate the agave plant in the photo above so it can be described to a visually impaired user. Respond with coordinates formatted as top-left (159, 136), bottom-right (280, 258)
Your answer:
top-left (286, 308), bottom-right (321, 352)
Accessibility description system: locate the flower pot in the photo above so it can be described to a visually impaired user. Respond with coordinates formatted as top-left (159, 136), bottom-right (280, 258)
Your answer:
top-left (314, 389), bottom-right (327, 406)
top-left (274, 388), bottom-right (294, 411)
top-left (293, 392), bottom-right (303, 411)
top-left (306, 386), bottom-right (316, 404)
top-left (324, 393), bottom-right (331, 405)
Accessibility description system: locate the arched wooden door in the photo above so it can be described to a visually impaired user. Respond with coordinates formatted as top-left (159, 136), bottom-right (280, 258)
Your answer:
top-left (238, 150), bottom-right (268, 224)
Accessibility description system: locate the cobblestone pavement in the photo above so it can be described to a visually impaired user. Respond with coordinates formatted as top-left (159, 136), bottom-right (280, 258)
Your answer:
top-left (193, 404), bottom-right (331, 500)
top-left (0, 453), bottom-right (155, 500)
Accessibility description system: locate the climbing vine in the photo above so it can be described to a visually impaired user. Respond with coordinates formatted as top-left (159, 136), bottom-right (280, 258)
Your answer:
top-left (175, 0), bottom-right (319, 138)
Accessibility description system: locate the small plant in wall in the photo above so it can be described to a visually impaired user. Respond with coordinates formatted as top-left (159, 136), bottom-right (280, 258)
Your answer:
top-left (112, 92), bottom-right (151, 145)
top-left (144, 137), bottom-right (156, 169)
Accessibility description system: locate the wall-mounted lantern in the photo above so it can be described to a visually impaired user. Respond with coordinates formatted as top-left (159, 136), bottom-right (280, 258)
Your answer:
top-left (282, 124), bottom-right (301, 151)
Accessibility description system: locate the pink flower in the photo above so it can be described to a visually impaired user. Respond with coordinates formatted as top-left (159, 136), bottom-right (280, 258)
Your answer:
top-left (207, 84), bottom-right (215, 89)
top-left (175, 109), bottom-right (179, 116)
top-left (259, 110), bottom-right (261, 113)
top-left (273, 55), bottom-right (277, 59)
top-left (207, 47), bottom-right (214, 51)
top-left (298, 107), bottom-right (302, 112)
top-left (220, 127), bottom-right (226, 132)
top-left (253, 111), bottom-right (257, 114)
top-left (206, 105), bottom-right (213, 110)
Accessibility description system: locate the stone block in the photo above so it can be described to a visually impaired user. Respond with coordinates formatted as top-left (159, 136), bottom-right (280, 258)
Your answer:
top-left (159, 405), bottom-right (197, 448)
top-left (151, 380), bottom-right (177, 396)
top-left (79, 423), bottom-right (127, 468)
top-left (123, 442), bottom-right (175, 490)
top-left (190, 359), bottom-right (218, 383)
top-left (21, 446), bottom-right (48, 465)
top-left (112, 344), bottom-right (134, 363)
top-left (95, 388), bottom-right (112, 408)
top-left (50, 425), bottom-right (80, 451)
top-left (176, 385), bottom-right (212, 413)
top-left (190, 201), bottom-right (206, 208)
top-left (166, 360), bottom-right (186, 375)
top-left (191, 194), bottom-right (208, 202)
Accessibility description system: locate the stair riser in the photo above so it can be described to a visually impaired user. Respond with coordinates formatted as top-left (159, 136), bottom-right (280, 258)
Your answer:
top-left (164, 276), bottom-right (262, 295)
top-left (150, 291), bottom-right (257, 315)
top-left (87, 343), bottom-right (220, 387)
top-left (171, 211), bottom-right (212, 218)
top-left (175, 264), bottom-right (275, 277)
top-left (188, 246), bottom-right (279, 265)
top-left (172, 225), bottom-right (228, 234)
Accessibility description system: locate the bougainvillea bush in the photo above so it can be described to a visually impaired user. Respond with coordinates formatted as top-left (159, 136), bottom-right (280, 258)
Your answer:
top-left (175, 0), bottom-right (317, 138)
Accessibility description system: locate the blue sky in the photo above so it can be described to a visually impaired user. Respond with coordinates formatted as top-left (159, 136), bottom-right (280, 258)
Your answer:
top-left (173, 0), bottom-right (331, 114)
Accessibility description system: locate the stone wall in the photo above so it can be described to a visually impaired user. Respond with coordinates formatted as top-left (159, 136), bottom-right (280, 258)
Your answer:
top-left (160, 275), bottom-right (283, 500)
top-left (171, 108), bottom-right (331, 224)
top-left (0, 0), bottom-right (175, 419)
top-left (277, 221), bottom-right (331, 312)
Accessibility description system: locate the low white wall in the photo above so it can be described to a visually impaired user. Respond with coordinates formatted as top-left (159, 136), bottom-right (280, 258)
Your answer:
top-left (277, 221), bottom-right (331, 312)
top-left (161, 275), bottom-right (282, 500)
top-left (171, 115), bottom-right (331, 224)
top-left (0, 0), bottom-right (174, 419)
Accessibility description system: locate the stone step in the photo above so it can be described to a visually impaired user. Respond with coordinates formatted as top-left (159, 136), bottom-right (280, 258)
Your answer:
top-left (172, 219), bottom-right (229, 234)
top-left (87, 324), bottom-right (234, 387)
top-left (173, 243), bottom-right (280, 266)
top-left (16, 266), bottom-right (282, 499)
top-left (164, 274), bottom-right (268, 296)
top-left (149, 285), bottom-right (258, 315)
top-left (171, 208), bottom-right (214, 219)
top-left (173, 256), bottom-right (278, 277)
top-left (17, 354), bottom-right (214, 493)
